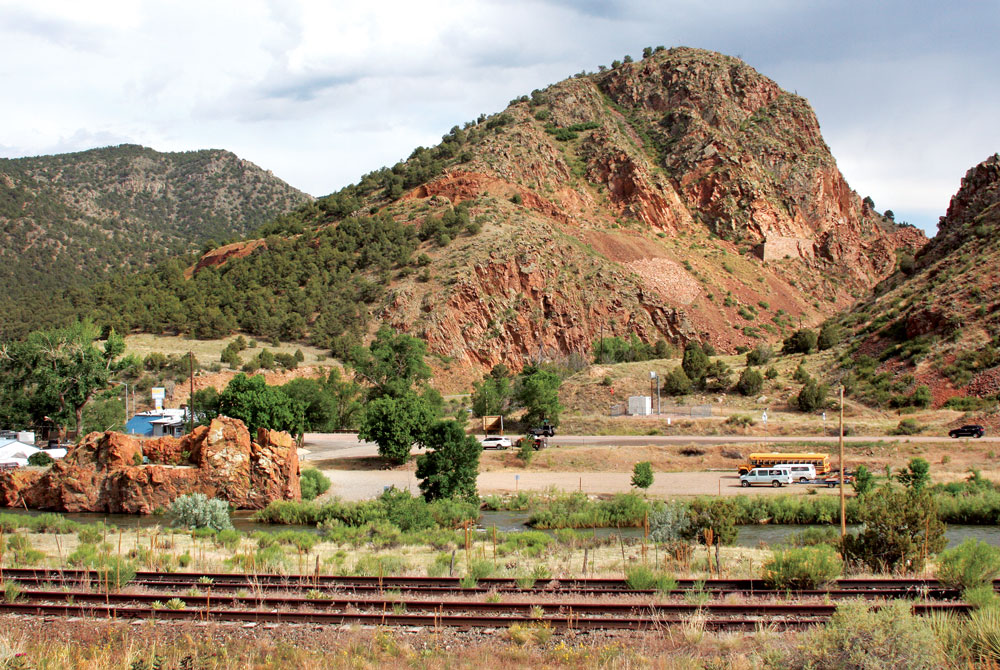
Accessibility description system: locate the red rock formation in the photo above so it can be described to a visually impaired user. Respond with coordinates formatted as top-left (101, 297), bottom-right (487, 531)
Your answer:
top-left (0, 416), bottom-right (300, 514)
top-left (185, 240), bottom-right (267, 278)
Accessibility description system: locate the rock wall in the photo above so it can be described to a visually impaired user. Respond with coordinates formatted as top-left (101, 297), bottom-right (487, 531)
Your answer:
top-left (754, 236), bottom-right (816, 262)
top-left (0, 416), bottom-right (300, 514)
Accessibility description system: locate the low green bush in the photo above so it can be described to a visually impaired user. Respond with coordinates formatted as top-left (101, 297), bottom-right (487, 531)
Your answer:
top-left (780, 600), bottom-right (944, 669)
top-left (625, 565), bottom-right (677, 593)
top-left (937, 538), bottom-right (1000, 590)
top-left (764, 545), bottom-right (843, 590)
top-left (169, 493), bottom-right (233, 531)
top-left (353, 554), bottom-right (408, 577)
top-left (300, 468), bottom-right (332, 501)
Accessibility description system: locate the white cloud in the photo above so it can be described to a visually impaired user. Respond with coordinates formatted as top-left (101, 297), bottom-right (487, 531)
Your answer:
top-left (0, 0), bottom-right (996, 234)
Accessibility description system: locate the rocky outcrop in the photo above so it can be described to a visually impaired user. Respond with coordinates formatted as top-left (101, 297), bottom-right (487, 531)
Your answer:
top-left (0, 416), bottom-right (300, 514)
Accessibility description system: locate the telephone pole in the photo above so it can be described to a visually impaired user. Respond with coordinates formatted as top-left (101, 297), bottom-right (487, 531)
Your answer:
top-left (839, 385), bottom-right (846, 538)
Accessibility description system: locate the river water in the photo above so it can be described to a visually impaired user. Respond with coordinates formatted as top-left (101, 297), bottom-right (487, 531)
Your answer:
top-left (477, 510), bottom-right (1000, 549)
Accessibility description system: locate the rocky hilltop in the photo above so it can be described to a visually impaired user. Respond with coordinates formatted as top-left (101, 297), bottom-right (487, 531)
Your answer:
top-left (80, 48), bottom-right (924, 385)
top-left (839, 154), bottom-right (1000, 405)
top-left (0, 144), bottom-right (311, 338)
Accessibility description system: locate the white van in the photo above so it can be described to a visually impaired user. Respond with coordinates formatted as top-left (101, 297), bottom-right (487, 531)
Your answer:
top-left (740, 467), bottom-right (793, 487)
top-left (784, 464), bottom-right (817, 483)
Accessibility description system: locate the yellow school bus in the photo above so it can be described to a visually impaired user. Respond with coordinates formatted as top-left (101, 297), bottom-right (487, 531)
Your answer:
top-left (738, 452), bottom-right (830, 476)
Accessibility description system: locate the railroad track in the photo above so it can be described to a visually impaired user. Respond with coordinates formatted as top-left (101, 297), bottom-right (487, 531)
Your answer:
top-left (0, 589), bottom-right (973, 632)
top-left (0, 569), bottom-right (985, 631)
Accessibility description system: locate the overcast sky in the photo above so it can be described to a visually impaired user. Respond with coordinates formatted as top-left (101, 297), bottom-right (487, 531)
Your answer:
top-left (1, 1), bottom-right (997, 236)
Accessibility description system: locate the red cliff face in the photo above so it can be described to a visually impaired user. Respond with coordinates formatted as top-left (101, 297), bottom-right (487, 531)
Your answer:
top-left (0, 417), bottom-right (300, 514)
top-left (842, 154), bottom-right (1000, 404)
top-left (186, 48), bottom-right (926, 380)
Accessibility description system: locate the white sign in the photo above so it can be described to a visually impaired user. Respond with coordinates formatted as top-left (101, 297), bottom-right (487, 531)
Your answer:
top-left (762, 411), bottom-right (768, 424)
top-left (151, 387), bottom-right (165, 400)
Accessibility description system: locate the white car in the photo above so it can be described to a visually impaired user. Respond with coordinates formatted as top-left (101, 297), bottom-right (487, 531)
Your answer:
top-left (740, 467), bottom-right (793, 487)
top-left (480, 436), bottom-right (512, 450)
top-left (785, 464), bottom-right (817, 483)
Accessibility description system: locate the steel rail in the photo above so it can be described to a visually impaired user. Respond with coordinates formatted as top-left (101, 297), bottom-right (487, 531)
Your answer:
top-left (2, 569), bottom-right (990, 592)
top-left (3, 589), bottom-right (975, 618)
top-left (0, 601), bottom-right (912, 631)
top-left (0, 577), bottom-right (965, 600)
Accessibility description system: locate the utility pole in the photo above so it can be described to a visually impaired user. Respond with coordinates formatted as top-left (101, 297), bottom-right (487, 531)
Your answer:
top-left (188, 352), bottom-right (195, 433)
top-left (839, 385), bottom-right (846, 539)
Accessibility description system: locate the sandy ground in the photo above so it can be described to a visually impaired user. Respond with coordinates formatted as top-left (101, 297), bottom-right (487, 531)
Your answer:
top-left (301, 433), bottom-right (847, 501)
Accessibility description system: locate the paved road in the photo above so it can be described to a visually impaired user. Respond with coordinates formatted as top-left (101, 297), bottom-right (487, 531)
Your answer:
top-left (303, 432), bottom-right (995, 454)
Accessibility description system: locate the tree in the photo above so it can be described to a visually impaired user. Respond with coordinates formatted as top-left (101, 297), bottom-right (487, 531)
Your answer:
top-left (631, 461), bottom-right (654, 490)
top-left (703, 359), bottom-right (732, 391)
top-left (852, 465), bottom-right (875, 496)
top-left (745, 344), bottom-right (774, 366)
top-left (736, 367), bottom-right (764, 396)
top-left (783, 329), bottom-right (818, 355)
top-left (896, 457), bottom-right (931, 491)
top-left (0, 321), bottom-right (129, 436)
top-left (350, 326), bottom-right (431, 400)
top-left (842, 486), bottom-right (946, 573)
top-left (796, 379), bottom-right (829, 412)
top-left (191, 387), bottom-right (220, 425)
top-left (415, 420), bottom-right (482, 502)
top-left (218, 373), bottom-right (302, 434)
top-left (471, 364), bottom-right (513, 417)
top-left (662, 366), bottom-right (692, 395)
top-left (681, 342), bottom-right (709, 386)
top-left (358, 392), bottom-right (433, 464)
top-left (281, 377), bottom-right (335, 433)
top-left (817, 323), bottom-right (842, 350)
top-left (515, 365), bottom-right (562, 426)
top-left (321, 368), bottom-right (363, 430)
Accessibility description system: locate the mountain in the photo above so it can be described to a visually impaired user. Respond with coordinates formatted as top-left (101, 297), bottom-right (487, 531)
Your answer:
top-left (837, 154), bottom-right (1000, 407)
top-left (68, 48), bottom-right (923, 386)
top-left (0, 144), bottom-right (311, 338)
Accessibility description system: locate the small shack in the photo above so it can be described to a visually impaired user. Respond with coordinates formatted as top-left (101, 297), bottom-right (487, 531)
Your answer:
top-left (125, 409), bottom-right (188, 438)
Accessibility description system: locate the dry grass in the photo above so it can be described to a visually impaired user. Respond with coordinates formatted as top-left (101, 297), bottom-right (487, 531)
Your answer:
top-left (123, 333), bottom-right (337, 368)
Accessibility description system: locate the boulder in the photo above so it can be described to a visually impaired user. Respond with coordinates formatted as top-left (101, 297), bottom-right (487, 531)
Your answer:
top-left (0, 416), bottom-right (300, 514)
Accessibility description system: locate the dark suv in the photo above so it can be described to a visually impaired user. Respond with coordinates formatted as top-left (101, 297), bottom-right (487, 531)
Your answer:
top-left (529, 424), bottom-right (555, 437)
top-left (949, 425), bottom-right (985, 438)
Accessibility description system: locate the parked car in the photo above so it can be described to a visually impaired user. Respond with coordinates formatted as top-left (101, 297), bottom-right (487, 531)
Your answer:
top-left (528, 424), bottom-right (555, 437)
top-left (740, 467), bottom-right (793, 487)
top-left (480, 436), bottom-right (512, 450)
top-left (949, 425), bottom-right (985, 438)
top-left (785, 464), bottom-right (817, 483)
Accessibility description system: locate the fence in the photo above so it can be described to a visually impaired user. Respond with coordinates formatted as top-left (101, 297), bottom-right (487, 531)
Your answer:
top-left (609, 404), bottom-right (715, 417)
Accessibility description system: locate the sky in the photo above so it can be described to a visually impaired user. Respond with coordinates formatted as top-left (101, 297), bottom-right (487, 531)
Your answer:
top-left (0, 1), bottom-right (997, 236)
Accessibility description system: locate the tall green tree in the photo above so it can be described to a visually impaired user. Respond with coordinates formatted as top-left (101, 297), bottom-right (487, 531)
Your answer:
top-left (471, 364), bottom-right (513, 417)
top-left (515, 364), bottom-right (562, 426)
top-left (358, 392), bottom-right (434, 464)
top-left (218, 373), bottom-right (302, 434)
top-left (0, 321), bottom-right (129, 436)
top-left (350, 326), bottom-right (431, 400)
top-left (842, 486), bottom-right (946, 573)
top-left (321, 368), bottom-right (363, 430)
top-left (415, 420), bottom-right (483, 501)
top-left (681, 342), bottom-right (709, 386)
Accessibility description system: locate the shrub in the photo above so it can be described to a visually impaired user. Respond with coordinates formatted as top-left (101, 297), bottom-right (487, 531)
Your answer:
top-left (736, 367), bottom-right (764, 396)
top-left (783, 329), bottom-right (818, 354)
top-left (725, 413), bottom-right (755, 428)
top-left (467, 559), bottom-right (494, 581)
top-left (797, 379), bottom-right (828, 412)
top-left (353, 554), bottom-right (409, 576)
top-left (763, 545), bottom-right (842, 589)
top-left (27, 452), bottom-right (53, 467)
top-left (842, 487), bottom-right (946, 573)
top-left (169, 493), bottom-right (233, 531)
top-left (516, 437), bottom-right (534, 466)
top-left (631, 462), bottom-right (654, 490)
top-left (765, 366), bottom-right (779, 380)
top-left (936, 539), bottom-right (1000, 590)
top-left (213, 529), bottom-right (243, 551)
top-left (625, 565), bottom-right (677, 593)
top-left (662, 366), bottom-right (692, 395)
top-left (892, 418), bottom-right (923, 436)
top-left (966, 605), bottom-right (1000, 662)
top-left (852, 465), bottom-right (875, 496)
top-left (896, 457), bottom-right (930, 490)
top-left (781, 600), bottom-right (945, 669)
top-left (745, 344), bottom-right (773, 366)
top-left (300, 468), bottom-right (332, 501)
